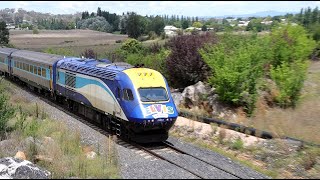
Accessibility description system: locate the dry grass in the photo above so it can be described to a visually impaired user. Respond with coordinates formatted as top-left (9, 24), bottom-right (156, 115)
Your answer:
top-left (245, 61), bottom-right (320, 144)
top-left (0, 79), bottom-right (120, 178)
top-left (9, 29), bottom-right (127, 58)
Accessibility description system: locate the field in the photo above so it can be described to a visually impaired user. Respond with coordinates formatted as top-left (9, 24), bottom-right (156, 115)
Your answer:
top-left (9, 29), bottom-right (128, 58)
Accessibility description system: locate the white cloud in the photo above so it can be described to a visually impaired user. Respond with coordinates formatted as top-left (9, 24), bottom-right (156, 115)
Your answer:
top-left (1, 1), bottom-right (319, 17)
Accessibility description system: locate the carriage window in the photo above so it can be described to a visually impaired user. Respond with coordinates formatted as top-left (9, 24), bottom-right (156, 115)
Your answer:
top-left (123, 89), bottom-right (134, 101)
top-left (14, 61), bottom-right (17, 67)
top-left (30, 65), bottom-right (34, 73)
top-left (65, 72), bottom-right (76, 88)
top-left (42, 68), bottom-right (46, 77)
top-left (37, 67), bottom-right (41, 76)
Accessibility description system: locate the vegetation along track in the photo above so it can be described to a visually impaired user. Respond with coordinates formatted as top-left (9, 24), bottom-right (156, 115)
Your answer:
top-left (4, 76), bottom-right (252, 179)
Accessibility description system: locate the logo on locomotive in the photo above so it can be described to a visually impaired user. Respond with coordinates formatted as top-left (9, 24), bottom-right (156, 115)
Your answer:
top-left (144, 104), bottom-right (174, 118)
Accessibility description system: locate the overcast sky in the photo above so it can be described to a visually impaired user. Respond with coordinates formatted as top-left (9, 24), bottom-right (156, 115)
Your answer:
top-left (0, 1), bottom-right (319, 17)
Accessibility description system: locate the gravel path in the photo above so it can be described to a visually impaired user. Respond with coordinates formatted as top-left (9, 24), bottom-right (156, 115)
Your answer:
top-left (6, 80), bottom-right (270, 179)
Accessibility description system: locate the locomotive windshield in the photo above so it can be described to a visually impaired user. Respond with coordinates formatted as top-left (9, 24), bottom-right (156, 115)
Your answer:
top-left (139, 87), bottom-right (169, 102)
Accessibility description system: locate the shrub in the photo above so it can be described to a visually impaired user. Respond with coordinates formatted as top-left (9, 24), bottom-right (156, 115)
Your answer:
top-left (120, 38), bottom-right (144, 54)
top-left (148, 31), bottom-right (157, 40)
top-left (125, 48), bottom-right (170, 78)
top-left (32, 28), bottom-right (39, 34)
top-left (81, 49), bottom-right (97, 59)
top-left (270, 60), bottom-right (308, 107)
top-left (0, 93), bottom-right (15, 139)
top-left (200, 33), bottom-right (271, 114)
top-left (270, 24), bottom-right (316, 67)
top-left (166, 32), bottom-right (218, 88)
top-left (231, 138), bottom-right (244, 150)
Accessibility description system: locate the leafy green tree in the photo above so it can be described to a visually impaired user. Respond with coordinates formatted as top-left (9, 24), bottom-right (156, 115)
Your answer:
top-left (201, 25), bottom-right (207, 31)
top-left (192, 21), bottom-right (203, 28)
top-left (182, 20), bottom-right (189, 29)
top-left (126, 12), bottom-right (145, 39)
top-left (270, 24), bottom-right (316, 66)
top-left (0, 21), bottom-right (9, 45)
top-left (148, 16), bottom-right (165, 36)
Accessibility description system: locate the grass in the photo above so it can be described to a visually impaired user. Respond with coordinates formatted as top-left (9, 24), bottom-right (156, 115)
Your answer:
top-left (0, 79), bottom-right (120, 179)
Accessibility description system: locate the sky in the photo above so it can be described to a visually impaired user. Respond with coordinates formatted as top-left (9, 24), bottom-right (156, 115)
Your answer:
top-left (0, 1), bottom-right (319, 17)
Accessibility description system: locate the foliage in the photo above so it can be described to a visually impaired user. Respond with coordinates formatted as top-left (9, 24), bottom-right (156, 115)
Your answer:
top-left (80, 49), bottom-right (97, 59)
top-left (32, 28), bottom-right (39, 34)
top-left (77, 16), bottom-right (113, 33)
top-left (231, 138), bottom-right (244, 150)
top-left (43, 47), bottom-right (76, 57)
top-left (125, 48), bottom-right (170, 79)
top-left (166, 32), bottom-right (218, 88)
top-left (200, 32), bottom-right (271, 114)
top-left (147, 15), bottom-right (165, 36)
top-left (270, 60), bottom-right (308, 107)
top-left (0, 91), bottom-right (15, 139)
top-left (0, 21), bottom-right (9, 45)
top-left (192, 21), bottom-right (203, 28)
top-left (120, 38), bottom-right (144, 54)
top-left (126, 12), bottom-right (145, 39)
top-left (148, 31), bottom-right (158, 40)
top-left (269, 24), bottom-right (316, 67)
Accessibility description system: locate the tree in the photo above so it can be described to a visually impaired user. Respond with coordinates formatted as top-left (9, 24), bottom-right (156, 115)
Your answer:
top-left (201, 25), bottom-right (207, 31)
top-left (0, 21), bottom-right (9, 45)
top-left (192, 21), bottom-right (203, 28)
top-left (148, 15), bottom-right (165, 36)
top-left (126, 12), bottom-right (145, 39)
top-left (97, 7), bottom-right (102, 17)
top-left (181, 20), bottom-right (189, 29)
top-left (166, 33), bottom-right (218, 88)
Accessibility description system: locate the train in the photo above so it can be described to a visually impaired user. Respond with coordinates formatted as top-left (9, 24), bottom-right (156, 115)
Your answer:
top-left (0, 47), bottom-right (178, 143)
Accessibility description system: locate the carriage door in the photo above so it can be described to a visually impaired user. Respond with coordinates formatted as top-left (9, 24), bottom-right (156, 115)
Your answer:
top-left (114, 82), bottom-right (122, 117)
top-left (8, 54), bottom-right (12, 76)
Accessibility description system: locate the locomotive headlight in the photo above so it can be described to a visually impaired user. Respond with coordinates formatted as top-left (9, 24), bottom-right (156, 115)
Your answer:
top-left (151, 119), bottom-right (154, 122)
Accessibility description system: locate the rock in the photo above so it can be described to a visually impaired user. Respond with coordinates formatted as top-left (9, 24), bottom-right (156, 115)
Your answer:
top-left (0, 157), bottom-right (51, 179)
top-left (85, 151), bottom-right (97, 159)
top-left (181, 81), bottom-right (211, 106)
top-left (14, 151), bottom-right (26, 161)
top-left (171, 91), bottom-right (183, 109)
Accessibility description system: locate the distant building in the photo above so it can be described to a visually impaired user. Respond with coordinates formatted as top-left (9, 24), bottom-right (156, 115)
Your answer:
top-left (164, 25), bottom-right (180, 37)
top-left (6, 23), bottom-right (15, 29)
top-left (238, 21), bottom-right (250, 27)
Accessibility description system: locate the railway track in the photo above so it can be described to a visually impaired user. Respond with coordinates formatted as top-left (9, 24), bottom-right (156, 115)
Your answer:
top-left (125, 140), bottom-right (244, 179)
top-left (5, 77), bottom-right (260, 179)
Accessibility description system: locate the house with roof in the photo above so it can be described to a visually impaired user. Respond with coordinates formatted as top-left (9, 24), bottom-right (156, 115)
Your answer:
top-left (164, 25), bottom-right (180, 37)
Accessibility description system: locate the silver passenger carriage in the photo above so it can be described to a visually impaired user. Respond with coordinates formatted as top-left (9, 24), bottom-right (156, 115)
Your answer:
top-left (0, 48), bottom-right (19, 75)
top-left (10, 50), bottom-right (64, 91)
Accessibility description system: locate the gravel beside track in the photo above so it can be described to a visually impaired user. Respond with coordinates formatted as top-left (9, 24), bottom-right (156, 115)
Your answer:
top-left (7, 80), bottom-right (270, 179)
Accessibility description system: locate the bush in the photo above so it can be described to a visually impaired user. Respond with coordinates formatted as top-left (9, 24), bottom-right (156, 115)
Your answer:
top-left (0, 93), bottom-right (15, 139)
top-left (32, 28), bottom-right (39, 34)
top-left (125, 48), bottom-right (170, 78)
top-left (231, 138), bottom-right (244, 150)
top-left (270, 60), bottom-right (308, 107)
top-left (166, 32), bottom-right (218, 88)
top-left (81, 49), bottom-right (97, 59)
top-left (270, 24), bottom-right (316, 67)
top-left (148, 31), bottom-right (158, 40)
top-left (120, 38), bottom-right (144, 54)
top-left (200, 33), bottom-right (271, 114)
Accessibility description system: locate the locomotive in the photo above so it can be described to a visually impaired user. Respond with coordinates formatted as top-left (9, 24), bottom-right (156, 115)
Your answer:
top-left (0, 47), bottom-right (178, 143)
